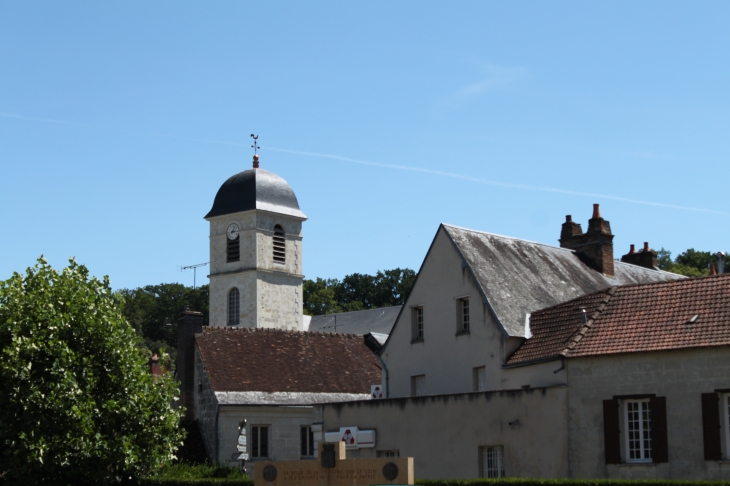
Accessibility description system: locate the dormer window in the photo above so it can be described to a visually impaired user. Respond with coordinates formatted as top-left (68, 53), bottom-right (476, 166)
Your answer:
top-left (273, 225), bottom-right (286, 264)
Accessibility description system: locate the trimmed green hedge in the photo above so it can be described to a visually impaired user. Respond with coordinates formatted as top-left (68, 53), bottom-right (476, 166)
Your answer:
top-left (137, 479), bottom-right (730, 486)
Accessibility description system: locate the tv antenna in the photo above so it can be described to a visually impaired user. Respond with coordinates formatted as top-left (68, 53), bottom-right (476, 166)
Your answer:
top-left (181, 262), bottom-right (209, 290)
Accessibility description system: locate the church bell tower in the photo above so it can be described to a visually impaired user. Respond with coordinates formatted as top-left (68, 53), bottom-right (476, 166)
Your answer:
top-left (204, 152), bottom-right (307, 330)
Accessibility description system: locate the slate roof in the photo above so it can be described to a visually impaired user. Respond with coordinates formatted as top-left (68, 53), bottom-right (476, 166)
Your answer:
top-left (443, 224), bottom-right (683, 338)
top-left (308, 306), bottom-right (401, 335)
top-left (205, 168), bottom-right (307, 219)
top-left (195, 327), bottom-right (381, 394)
top-left (507, 274), bottom-right (730, 365)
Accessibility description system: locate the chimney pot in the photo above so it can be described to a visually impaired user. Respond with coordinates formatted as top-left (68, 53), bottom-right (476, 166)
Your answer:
top-left (710, 263), bottom-right (718, 276)
top-left (566, 215), bottom-right (572, 222)
top-left (643, 242), bottom-right (649, 252)
top-left (592, 204), bottom-right (601, 219)
top-left (629, 244), bottom-right (635, 254)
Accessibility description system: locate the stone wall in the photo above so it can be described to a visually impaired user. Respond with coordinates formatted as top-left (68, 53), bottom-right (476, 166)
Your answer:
top-left (193, 342), bottom-right (219, 461)
top-left (567, 347), bottom-right (730, 480)
top-left (318, 386), bottom-right (569, 479)
top-left (207, 210), bottom-right (303, 330)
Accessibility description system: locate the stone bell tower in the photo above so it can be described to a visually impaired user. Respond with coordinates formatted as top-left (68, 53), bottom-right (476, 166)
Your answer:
top-left (204, 153), bottom-right (307, 330)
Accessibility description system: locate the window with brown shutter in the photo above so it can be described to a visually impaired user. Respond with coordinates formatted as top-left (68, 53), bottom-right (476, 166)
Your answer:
top-left (603, 399), bottom-right (621, 464)
top-left (649, 396), bottom-right (668, 463)
top-left (702, 393), bottom-right (722, 461)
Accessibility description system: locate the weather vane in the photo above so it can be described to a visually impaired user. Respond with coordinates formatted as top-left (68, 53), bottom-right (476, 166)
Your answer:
top-left (250, 134), bottom-right (260, 155)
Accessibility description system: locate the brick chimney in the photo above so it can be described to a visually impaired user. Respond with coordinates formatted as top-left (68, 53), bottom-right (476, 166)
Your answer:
top-left (177, 310), bottom-right (204, 421)
top-left (559, 204), bottom-right (614, 276)
top-left (148, 353), bottom-right (163, 377)
top-left (620, 242), bottom-right (658, 269)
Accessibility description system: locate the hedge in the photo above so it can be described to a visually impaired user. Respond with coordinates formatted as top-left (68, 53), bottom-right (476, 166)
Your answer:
top-left (136, 479), bottom-right (730, 486)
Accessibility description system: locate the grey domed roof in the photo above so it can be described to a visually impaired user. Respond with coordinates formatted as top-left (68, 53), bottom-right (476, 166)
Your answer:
top-left (205, 168), bottom-right (307, 219)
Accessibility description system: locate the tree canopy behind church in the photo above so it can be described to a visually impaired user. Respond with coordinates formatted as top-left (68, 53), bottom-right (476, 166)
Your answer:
top-left (303, 268), bottom-right (416, 315)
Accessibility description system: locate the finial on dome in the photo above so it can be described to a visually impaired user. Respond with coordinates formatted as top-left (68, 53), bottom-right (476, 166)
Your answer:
top-left (250, 134), bottom-right (260, 168)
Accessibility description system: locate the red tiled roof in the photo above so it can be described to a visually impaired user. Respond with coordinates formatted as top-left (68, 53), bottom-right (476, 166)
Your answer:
top-left (507, 274), bottom-right (730, 365)
top-left (195, 327), bottom-right (381, 393)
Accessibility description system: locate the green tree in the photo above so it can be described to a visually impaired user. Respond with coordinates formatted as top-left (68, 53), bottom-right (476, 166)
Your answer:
top-left (119, 283), bottom-right (209, 360)
top-left (0, 258), bottom-right (184, 485)
top-left (304, 268), bottom-right (416, 315)
top-left (656, 247), bottom-right (729, 277)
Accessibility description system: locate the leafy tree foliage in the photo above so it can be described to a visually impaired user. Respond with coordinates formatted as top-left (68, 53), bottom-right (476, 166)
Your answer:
top-left (303, 268), bottom-right (416, 315)
top-left (657, 248), bottom-right (729, 277)
top-left (119, 283), bottom-right (209, 361)
top-left (0, 258), bottom-right (184, 485)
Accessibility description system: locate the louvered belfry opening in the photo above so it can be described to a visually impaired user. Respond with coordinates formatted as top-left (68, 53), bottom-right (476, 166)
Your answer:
top-left (273, 225), bottom-right (286, 264)
top-left (227, 236), bottom-right (240, 262)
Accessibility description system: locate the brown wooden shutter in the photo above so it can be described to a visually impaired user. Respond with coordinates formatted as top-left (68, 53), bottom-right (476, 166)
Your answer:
top-left (603, 399), bottom-right (621, 464)
top-left (702, 393), bottom-right (722, 461)
top-left (649, 396), bottom-right (668, 463)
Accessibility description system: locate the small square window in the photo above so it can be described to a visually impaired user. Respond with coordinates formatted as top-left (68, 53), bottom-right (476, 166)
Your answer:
top-left (411, 375), bottom-right (425, 397)
top-left (473, 366), bottom-right (486, 392)
top-left (479, 446), bottom-right (504, 478)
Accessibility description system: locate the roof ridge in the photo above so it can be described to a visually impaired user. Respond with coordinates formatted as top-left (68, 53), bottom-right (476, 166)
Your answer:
top-left (560, 286), bottom-right (617, 357)
top-left (200, 326), bottom-right (364, 339)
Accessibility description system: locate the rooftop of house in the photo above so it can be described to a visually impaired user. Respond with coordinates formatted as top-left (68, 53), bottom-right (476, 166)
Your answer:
top-left (307, 305), bottom-right (401, 335)
top-left (506, 273), bottom-right (730, 365)
top-left (195, 327), bottom-right (381, 396)
top-left (442, 223), bottom-right (683, 338)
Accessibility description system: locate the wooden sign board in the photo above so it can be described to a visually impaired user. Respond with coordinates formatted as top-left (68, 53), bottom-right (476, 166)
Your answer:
top-left (254, 442), bottom-right (414, 486)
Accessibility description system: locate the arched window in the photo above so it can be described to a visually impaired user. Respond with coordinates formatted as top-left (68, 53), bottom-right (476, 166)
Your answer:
top-left (273, 225), bottom-right (286, 264)
top-left (228, 288), bottom-right (240, 325)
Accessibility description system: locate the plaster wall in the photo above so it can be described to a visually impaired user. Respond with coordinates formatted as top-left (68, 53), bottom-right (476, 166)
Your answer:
top-left (217, 405), bottom-right (316, 477)
top-left (567, 346), bottom-right (730, 480)
top-left (318, 386), bottom-right (569, 479)
top-left (207, 210), bottom-right (303, 329)
top-left (193, 342), bottom-right (218, 460)
top-left (382, 227), bottom-right (566, 398)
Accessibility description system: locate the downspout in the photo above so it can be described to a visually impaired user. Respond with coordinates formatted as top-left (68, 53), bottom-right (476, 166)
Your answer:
top-left (214, 403), bottom-right (220, 465)
top-left (376, 353), bottom-right (390, 398)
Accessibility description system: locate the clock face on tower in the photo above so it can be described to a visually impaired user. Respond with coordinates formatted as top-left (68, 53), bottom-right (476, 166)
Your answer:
top-left (226, 223), bottom-right (240, 240)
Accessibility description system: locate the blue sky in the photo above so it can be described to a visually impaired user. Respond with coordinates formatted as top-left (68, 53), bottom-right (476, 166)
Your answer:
top-left (1, 1), bottom-right (728, 290)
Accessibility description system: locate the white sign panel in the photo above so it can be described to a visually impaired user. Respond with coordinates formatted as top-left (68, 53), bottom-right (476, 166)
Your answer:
top-left (237, 453), bottom-right (249, 460)
top-left (238, 435), bottom-right (247, 445)
top-left (237, 444), bottom-right (247, 452)
top-left (371, 385), bottom-right (383, 399)
top-left (339, 427), bottom-right (359, 450)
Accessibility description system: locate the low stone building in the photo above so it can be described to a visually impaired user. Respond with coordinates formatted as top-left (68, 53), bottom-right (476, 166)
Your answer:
top-left (193, 326), bottom-right (380, 474)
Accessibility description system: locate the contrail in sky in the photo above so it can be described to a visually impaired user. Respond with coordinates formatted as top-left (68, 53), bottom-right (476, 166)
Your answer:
top-left (1, 111), bottom-right (726, 216)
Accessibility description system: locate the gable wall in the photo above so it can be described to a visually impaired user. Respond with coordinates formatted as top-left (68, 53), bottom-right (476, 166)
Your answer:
top-left (567, 346), bottom-right (730, 480)
top-left (194, 342), bottom-right (218, 461)
top-left (382, 227), bottom-right (566, 398)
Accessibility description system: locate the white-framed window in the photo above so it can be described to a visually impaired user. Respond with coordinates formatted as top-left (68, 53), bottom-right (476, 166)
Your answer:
top-left (300, 425), bottom-right (314, 457)
top-left (625, 399), bottom-right (652, 463)
top-left (251, 425), bottom-right (269, 459)
top-left (228, 287), bottom-right (240, 325)
top-left (473, 366), bottom-right (487, 392)
top-left (273, 225), bottom-right (286, 264)
top-left (377, 450), bottom-right (400, 458)
top-left (411, 306), bottom-right (424, 341)
top-left (479, 446), bottom-right (504, 478)
top-left (411, 375), bottom-right (425, 397)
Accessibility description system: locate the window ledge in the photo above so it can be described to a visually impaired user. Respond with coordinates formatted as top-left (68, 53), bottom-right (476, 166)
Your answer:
top-left (411, 338), bottom-right (424, 344)
top-left (456, 330), bottom-right (471, 336)
top-left (615, 462), bottom-right (656, 467)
